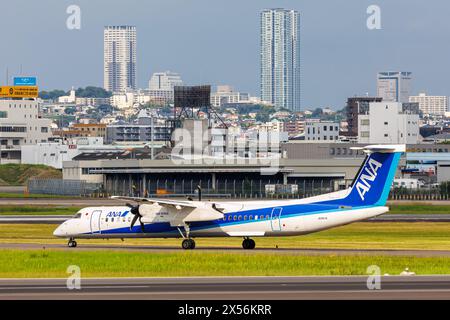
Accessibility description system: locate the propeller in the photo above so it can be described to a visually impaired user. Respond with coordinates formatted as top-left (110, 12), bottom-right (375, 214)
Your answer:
top-left (126, 203), bottom-right (145, 232)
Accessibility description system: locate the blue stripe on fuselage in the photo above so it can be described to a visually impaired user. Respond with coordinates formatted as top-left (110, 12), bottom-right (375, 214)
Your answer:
top-left (91, 202), bottom-right (372, 236)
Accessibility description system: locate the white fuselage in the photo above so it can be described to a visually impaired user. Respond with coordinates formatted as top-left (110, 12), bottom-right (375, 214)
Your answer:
top-left (54, 201), bottom-right (388, 240)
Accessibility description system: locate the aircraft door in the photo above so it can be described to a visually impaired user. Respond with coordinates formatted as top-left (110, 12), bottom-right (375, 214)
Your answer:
top-left (90, 210), bottom-right (102, 234)
top-left (270, 207), bottom-right (283, 231)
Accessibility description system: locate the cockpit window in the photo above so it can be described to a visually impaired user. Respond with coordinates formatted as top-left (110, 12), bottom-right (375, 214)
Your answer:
top-left (73, 212), bottom-right (82, 219)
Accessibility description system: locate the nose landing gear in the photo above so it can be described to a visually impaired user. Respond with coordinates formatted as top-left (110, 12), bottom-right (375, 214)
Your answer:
top-left (242, 238), bottom-right (256, 250)
top-left (68, 239), bottom-right (77, 248)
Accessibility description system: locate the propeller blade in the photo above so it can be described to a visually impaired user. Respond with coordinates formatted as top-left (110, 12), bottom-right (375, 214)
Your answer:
top-left (139, 217), bottom-right (145, 232)
top-left (131, 206), bottom-right (140, 215)
top-left (130, 214), bottom-right (139, 231)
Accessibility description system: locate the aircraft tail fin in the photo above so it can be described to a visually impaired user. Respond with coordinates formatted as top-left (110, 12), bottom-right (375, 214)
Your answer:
top-left (339, 145), bottom-right (405, 207)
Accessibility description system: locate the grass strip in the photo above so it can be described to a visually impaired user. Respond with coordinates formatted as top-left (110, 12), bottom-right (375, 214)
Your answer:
top-left (0, 249), bottom-right (448, 278)
top-left (0, 206), bottom-right (81, 216)
top-left (0, 223), bottom-right (450, 251)
top-left (388, 205), bottom-right (450, 215)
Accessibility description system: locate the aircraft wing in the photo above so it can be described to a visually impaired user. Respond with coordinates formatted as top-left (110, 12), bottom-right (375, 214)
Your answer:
top-left (111, 196), bottom-right (199, 208)
top-left (111, 196), bottom-right (224, 225)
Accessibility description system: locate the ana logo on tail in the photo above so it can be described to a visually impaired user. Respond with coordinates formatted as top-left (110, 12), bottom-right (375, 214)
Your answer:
top-left (356, 158), bottom-right (383, 201)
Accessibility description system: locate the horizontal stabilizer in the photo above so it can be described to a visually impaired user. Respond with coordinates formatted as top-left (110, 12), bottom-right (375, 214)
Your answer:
top-left (350, 144), bottom-right (406, 154)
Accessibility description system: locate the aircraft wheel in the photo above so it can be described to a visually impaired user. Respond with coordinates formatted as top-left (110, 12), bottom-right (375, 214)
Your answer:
top-left (182, 239), bottom-right (195, 250)
top-left (68, 239), bottom-right (77, 248)
top-left (242, 239), bottom-right (255, 250)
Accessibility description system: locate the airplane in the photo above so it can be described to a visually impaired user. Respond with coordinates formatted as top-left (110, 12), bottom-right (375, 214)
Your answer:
top-left (53, 144), bottom-right (404, 250)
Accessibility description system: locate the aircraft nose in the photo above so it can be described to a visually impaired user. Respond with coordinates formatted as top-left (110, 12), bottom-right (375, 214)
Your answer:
top-left (53, 224), bottom-right (66, 237)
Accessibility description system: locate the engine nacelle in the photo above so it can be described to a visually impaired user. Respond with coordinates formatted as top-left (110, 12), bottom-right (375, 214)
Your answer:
top-left (183, 207), bottom-right (224, 223)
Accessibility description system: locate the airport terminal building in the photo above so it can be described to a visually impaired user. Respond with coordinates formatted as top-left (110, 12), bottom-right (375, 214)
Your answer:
top-left (59, 142), bottom-right (450, 197)
top-left (62, 143), bottom-right (371, 197)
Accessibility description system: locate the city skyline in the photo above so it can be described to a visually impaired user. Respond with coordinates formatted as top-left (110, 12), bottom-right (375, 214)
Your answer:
top-left (1, 0), bottom-right (450, 109)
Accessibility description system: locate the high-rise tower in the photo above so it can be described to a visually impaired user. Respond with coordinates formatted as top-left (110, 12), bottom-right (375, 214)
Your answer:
top-left (104, 26), bottom-right (137, 93)
top-left (260, 9), bottom-right (301, 111)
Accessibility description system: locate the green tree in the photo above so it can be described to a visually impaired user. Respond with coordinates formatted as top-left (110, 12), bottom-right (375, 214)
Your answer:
top-left (39, 90), bottom-right (67, 100)
top-left (75, 86), bottom-right (112, 98)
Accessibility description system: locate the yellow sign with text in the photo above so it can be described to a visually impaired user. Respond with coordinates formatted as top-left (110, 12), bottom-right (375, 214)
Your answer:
top-left (0, 86), bottom-right (38, 98)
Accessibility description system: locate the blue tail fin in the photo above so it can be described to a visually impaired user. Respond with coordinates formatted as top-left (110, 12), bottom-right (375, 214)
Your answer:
top-left (339, 145), bottom-right (404, 207)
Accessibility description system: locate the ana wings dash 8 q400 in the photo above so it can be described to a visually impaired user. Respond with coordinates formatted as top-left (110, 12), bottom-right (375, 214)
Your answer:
top-left (54, 144), bottom-right (405, 250)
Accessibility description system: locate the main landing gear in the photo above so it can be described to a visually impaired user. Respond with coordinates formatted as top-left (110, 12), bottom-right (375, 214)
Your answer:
top-left (179, 223), bottom-right (196, 250)
top-left (68, 238), bottom-right (77, 248)
top-left (182, 238), bottom-right (196, 250)
top-left (242, 238), bottom-right (256, 250)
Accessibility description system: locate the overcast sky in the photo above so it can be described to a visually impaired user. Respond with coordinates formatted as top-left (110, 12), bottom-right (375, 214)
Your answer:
top-left (1, 0), bottom-right (449, 109)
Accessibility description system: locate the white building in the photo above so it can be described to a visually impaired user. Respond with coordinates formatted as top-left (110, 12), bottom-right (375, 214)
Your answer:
top-left (210, 85), bottom-right (250, 107)
top-left (358, 102), bottom-right (420, 144)
top-left (21, 137), bottom-right (127, 169)
top-left (110, 91), bottom-right (135, 109)
top-left (148, 71), bottom-right (183, 91)
top-left (104, 26), bottom-right (137, 92)
top-left (147, 71), bottom-right (183, 104)
top-left (58, 88), bottom-right (76, 104)
top-left (260, 8), bottom-right (301, 111)
top-left (22, 141), bottom-right (80, 169)
top-left (257, 120), bottom-right (284, 133)
top-left (0, 99), bottom-right (52, 163)
top-left (409, 93), bottom-right (448, 116)
top-left (305, 120), bottom-right (340, 141)
top-left (377, 71), bottom-right (412, 103)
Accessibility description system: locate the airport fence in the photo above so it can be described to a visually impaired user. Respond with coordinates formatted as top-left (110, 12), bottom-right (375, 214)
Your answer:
top-left (389, 188), bottom-right (450, 201)
top-left (26, 178), bottom-right (450, 200)
top-left (103, 177), bottom-right (340, 199)
top-left (27, 179), bottom-right (103, 197)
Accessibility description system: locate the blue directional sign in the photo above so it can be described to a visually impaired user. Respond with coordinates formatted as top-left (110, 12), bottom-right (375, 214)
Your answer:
top-left (13, 77), bottom-right (37, 86)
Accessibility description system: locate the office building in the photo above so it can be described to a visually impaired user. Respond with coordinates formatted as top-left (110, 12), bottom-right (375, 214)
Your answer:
top-left (305, 120), bottom-right (340, 141)
top-left (358, 102), bottom-right (420, 144)
top-left (345, 97), bottom-right (382, 137)
top-left (148, 71), bottom-right (183, 91)
top-left (104, 26), bottom-right (137, 92)
top-left (260, 8), bottom-right (301, 111)
top-left (409, 93), bottom-right (448, 116)
top-left (106, 112), bottom-right (170, 144)
top-left (147, 71), bottom-right (183, 103)
top-left (377, 71), bottom-right (412, 102)
top-left (210, 85), bottom-right (250, 107)
top-left (0, 99), bottom-right (52, 163)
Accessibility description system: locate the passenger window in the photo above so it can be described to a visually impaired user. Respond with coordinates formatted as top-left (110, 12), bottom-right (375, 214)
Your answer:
top-left (111, 218), bottom-right (114, 222)
top-left (261, 215), bottom-right (265, 220)
top-left (233, 216), bottom-right (237, 221)
top-left (238, 216), bottom-right (242, 221)
top-left (128, 217), bottom-right (131, 222)
top-left (228, 216), bottom-right (232, 221)
top-left (249, 215), bottom-right (253, 220)
top-left (244, 215), bottom-right (248, 220)
top-left (266, 215), bottom-right (270, 220)
top-left (105, 218), bottom-right (108, 222)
